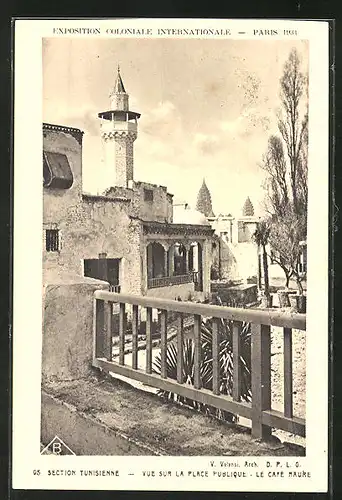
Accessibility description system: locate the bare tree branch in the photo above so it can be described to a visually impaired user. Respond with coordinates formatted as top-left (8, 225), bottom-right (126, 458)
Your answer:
top-left (258, 48), bottom-right (308, 293)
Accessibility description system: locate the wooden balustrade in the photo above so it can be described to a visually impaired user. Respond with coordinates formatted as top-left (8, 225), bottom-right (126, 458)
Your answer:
top-left (92, 290), bottom-right (306, 440)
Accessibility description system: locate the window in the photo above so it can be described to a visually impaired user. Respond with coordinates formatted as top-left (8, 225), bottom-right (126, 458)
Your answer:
top-left (46, 229), bottom-right (60, 252)
top-left (43, 151), bottom-right (73, 189)
top-left (144, 188), bottom-right (154, 202)
top-left (84, 258), bottom-right (120, 288)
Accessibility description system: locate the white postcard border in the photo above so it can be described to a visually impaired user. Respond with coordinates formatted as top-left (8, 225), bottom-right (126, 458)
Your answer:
top-left (13, 18), bottom-right (330, 492)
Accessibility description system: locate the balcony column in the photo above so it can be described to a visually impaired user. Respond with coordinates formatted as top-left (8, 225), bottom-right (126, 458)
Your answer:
top-left (147, 244), bottom-right (153, 279)
top-left (192, 243), bottom-right (199, 272)
top-left (157, 241), bottom-right (170, 278)
top-left (184, 244), bottom-right (190, 274)
top-left (164, 248), bottom-right (169, 277)
top-left (168, 245), bottom-right (175, 276)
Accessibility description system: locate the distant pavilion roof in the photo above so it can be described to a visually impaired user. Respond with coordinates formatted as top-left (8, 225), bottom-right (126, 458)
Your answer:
top-left (242, 196), bottom-right (255, 217)
top-left (196, 179), bottom-right (215, 218)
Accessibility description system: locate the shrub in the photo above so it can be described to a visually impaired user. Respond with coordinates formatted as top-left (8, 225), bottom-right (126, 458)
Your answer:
top-left (153, 317), bottom-right (252, 423)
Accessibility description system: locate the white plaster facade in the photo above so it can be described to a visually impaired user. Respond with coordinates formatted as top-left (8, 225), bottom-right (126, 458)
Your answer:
top-left (43, 69), bottom-right (214, 300)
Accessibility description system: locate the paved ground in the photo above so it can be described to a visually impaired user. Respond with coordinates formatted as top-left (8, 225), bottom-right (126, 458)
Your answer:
top-left (270, 327), bottom-right (306, 448)
top-left (110, 295), bottom-right (306, 449)
top-left (44, 374), bottom-right (305, 456)
top-left (269, 277), bottom-right (307, 291)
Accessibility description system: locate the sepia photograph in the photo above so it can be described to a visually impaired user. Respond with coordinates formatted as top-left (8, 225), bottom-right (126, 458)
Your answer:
top-left (12, 18), bottom-right (329, 492)
top-left (41, 37), bottom-right (308, 456)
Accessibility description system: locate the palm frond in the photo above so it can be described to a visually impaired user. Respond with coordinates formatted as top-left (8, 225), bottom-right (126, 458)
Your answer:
top-left (152, 316), bottom-right (252, 422)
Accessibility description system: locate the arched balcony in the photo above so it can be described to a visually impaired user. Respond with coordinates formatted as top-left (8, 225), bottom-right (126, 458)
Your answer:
top-left (146, 241), bottom-right (203, 291)
top-left (147, 242), bottom-right (167, 280)
top-left (142, 220), bottom-right (214, 296)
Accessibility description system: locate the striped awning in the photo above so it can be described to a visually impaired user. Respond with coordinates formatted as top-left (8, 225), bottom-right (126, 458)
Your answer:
top-left (43, 151), bottom-right (73, 189)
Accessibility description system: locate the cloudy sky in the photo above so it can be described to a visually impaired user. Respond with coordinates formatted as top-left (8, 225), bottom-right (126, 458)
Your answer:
top-left (43, 38), bottom-right (308, 216)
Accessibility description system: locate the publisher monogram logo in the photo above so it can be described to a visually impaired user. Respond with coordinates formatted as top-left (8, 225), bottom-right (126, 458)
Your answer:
top-left (41, 436), bottom-right (76, 455)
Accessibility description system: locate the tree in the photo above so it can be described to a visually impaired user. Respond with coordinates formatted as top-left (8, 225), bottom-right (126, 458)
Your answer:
top-left (267, 208), bottom-right (305, 292)
top-left (278, 49), bottom-right (308, 218)
top-left (253, 220), bottom-right (271, 306)
top-left (261, 48), bottom-right (308, 295)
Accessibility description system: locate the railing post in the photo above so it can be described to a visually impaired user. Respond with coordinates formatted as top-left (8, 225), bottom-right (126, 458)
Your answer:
top-left (104, 300), bottom-right (113, 361)
top-left (177, 314), bottom-right (184, 384)
top-left (212, 318), bottom-right (220, 395)
top-left (92, 297), bottom-right (97, 362)
top-left (119, 303), bottom-right (126, 366)
top-left (160, 310), bottom-right (168, 378)
top-left (132, 305), bottom-right (139, 370)
top-left (283, 327), bottom-right (293, 418)
top-left (251, 323), bottom-right (272, 439)
top-left (194, 314), bottom-right (202, 389)
top-left (95, 299), bottom-right (105, 358)
top-left (146, 307), bottom-right (153, 374)
top-left (233, 320), bottom-right (242, 402)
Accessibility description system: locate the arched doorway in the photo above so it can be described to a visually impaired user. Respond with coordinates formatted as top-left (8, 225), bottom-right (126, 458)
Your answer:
top-left (173, 243), bottom-right (187, 276)
top-left (147, 242), bottom-right (167, 279)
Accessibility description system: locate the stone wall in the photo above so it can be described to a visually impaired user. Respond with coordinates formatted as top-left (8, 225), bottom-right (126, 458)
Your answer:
top-left (230, 242), bottom-right (258, 281)
top-left (44, 193), bottom-right (143, 295)
top-left (216, 241), bottom-right (258, 281)
top-left (146, 282), bottom-right (196, 301)
top-left (105, 181), bottom-right (173, 223)
top-left (43, 126), bottom-right (143, 295)
top-left (209, 215), bottom-right (260, 281)
top-left (43, 125), bottom-right (210, 298)
top-left (43, 126), bottom-right (83, 210)
top-left (133, 181), bottom-right (173, 223)
top-left (211, 238), bottom-right (239, 280)
top-left (211, 282), bottom-right (258, 307)
top-left (42, 275), bottom-right (108, 383)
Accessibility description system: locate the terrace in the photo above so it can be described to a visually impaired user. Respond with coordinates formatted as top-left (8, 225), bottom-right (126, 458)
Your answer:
top-left (93, 291), bottom-right (305, 441)
top-left (41, 278), bottom-right (306, 455)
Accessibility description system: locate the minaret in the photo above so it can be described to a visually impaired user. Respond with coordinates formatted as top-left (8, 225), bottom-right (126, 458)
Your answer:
top-left (98, 66), bottom-right (141, 188)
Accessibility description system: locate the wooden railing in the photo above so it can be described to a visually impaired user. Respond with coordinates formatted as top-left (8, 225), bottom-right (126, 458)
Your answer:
top-left (148, 272), bottom-right (196, 289)
top-left (92, 291), bottom-right (306, 440)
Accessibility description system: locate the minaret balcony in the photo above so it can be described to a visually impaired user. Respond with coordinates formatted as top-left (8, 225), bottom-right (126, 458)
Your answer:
top-left (100, 120), bottom-right (138, 135)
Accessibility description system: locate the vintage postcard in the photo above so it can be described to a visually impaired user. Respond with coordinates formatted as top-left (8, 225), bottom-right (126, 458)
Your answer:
top-left (13, 18), bottom-right (330, 492)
